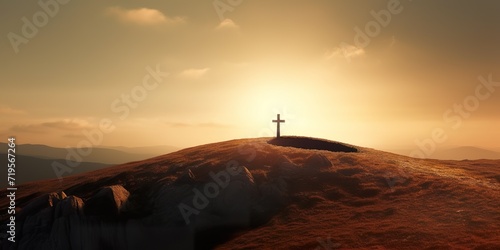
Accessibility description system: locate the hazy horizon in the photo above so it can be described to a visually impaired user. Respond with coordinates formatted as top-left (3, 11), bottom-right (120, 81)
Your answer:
top-left (4, 139), bottom-right (500, 162)
top-left (2, 0), bottom-right (499, 159)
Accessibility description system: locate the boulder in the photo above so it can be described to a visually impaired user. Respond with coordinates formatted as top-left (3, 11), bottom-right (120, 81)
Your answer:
top-left (84, 185), bottom-right (130, 218)
top-left (266, 154), bottom-right (301, 178)
top-left (20, 191), bottom-right (67, 218)
top-left (15, 192), bottom-right (79, 250)
top-left (272, 154), bottom-right (294, 166)
top-left (55, 195), bottom-right (84, 218)
top-left (304, 153), bottom-right (333, 170)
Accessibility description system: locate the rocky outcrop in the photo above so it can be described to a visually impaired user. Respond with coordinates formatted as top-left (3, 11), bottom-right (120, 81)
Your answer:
top-left (84, 185), bottom-right (130, 218)
top-left (197, 166), bottom-right (257, 229)
top-left (3, 163), bottom-right (292, 249)
top-left (14, 192), bottom-right (85, 250)
top-left (304, 153), bottom-right (333, 170)
top-left (19, 192), bottom-right (66, 220)
top-left (54, 195), bottom-right (84, 218)
top-left (163, 166), bottom-right (259, 230)
top-left (268, 154), bottom-right (302, 178)
top-left (6, 185), bottom-right (134, 250)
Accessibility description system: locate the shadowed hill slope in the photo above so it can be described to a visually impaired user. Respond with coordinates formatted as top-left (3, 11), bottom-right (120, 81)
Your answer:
top-left (1, 137), bottom-right (499, 249)
top-left (0, 154), bottom-right (110, 187)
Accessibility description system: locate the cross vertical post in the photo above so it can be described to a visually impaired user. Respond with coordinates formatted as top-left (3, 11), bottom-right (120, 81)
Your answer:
top-left (272, 114), bottom-right (285, 138)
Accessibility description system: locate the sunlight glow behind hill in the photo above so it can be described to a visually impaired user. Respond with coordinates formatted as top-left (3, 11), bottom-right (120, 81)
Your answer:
top-left (0, 0), bottom-right (499, 154)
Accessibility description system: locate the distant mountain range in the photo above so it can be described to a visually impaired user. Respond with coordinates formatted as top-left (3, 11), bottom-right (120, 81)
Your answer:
top-left (431, 146), bottom-right (500, 160)
top-left (0, 143), bottom-right (180, 164)
top-left (0, 154), bottom-right (109, 186)
top-left (0, 143), bottom-right (180, 185)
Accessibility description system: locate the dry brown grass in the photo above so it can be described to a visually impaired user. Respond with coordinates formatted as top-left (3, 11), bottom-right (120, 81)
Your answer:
top-left (1, 137), bottom-right (499, 249)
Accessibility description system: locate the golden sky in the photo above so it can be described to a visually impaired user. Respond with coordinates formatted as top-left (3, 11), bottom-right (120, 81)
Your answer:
top-left (1, 0), bottom-right (499, 155)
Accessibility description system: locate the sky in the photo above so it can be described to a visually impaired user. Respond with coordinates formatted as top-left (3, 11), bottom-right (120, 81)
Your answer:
top-left (1, 0), bottom-right (499, 157)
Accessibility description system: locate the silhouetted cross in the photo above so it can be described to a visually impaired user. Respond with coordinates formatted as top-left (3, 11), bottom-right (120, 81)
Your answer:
top-left (272, 114), bottom-right (285, 138)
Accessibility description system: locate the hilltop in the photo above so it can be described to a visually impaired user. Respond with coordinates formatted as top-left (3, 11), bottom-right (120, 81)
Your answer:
top-left (1, 137), bottom-right (499, 249)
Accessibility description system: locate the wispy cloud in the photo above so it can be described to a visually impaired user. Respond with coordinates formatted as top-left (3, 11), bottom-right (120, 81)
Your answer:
top-left (179, 68), bottom-right (210, 79)
top-left (0, 105), bottom-right (26, 115)
top-left (325, 43), bottom-right (365, 61)
top-left (62, 133), bottom-right (86, 139)
top-left (216, 18), bottom-right (239, 30)
top-left (165, 122), bottom-right (231, 129)
top-left (106, 7), bottom-right (185, 25)
top-left (10, 119), bottom-right (93, 134)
